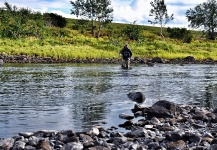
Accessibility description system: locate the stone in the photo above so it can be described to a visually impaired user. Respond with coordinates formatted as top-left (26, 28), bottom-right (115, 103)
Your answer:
top-left (37, 140), bottom-right (53, 150)
top-left (184, 132), bottom-right (201, 143)
top-left (89, 127), bottom-right (99, 136)
top-left (127, 92), bottom-right (146, 103)
top-left (19, 132), bottom-right (34, 138)
top-left (169, 140), bottom-right (186, 150)
top-left (0, 59), bottom-right (3, 67)
top-left (146, 105), bottom-right (174, 119)
top-left (166, 131), bottom-right (184, 142)
top-left (150, 117), bottom-right (161, 125)
top-left (12, 141), bottom-right (26, 150)
top-left (0, 138), bottom-right (15, 150)
top-left (151, 57), bottom-right (164, 63)
top-left (119, 113), bottom-right (134, 120)
top-left (183, 56), bottom-right (195, 62)
top-left (79, 134), bottom-right (94, 142)
top-left (62, 142), bottom-right (83, 150)
top-left (131, 127), bottom-right (148, 137)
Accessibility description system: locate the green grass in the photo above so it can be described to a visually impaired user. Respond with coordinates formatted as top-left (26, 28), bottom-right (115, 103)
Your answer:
top-left (1, 21), bottom-right (217, 61)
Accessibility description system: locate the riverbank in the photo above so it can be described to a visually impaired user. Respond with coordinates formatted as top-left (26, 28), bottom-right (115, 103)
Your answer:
top-left (1, 100), bottom-right (217, 149)
top-left (0, 54), bottom-right (217, 65)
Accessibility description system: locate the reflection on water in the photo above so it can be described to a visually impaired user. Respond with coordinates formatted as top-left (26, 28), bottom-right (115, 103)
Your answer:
top-left (0, 63), bottom-right (217, 138)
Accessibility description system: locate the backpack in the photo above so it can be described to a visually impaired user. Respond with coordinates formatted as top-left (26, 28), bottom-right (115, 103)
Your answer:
top-left (123, 51), bottom-right (131, 60)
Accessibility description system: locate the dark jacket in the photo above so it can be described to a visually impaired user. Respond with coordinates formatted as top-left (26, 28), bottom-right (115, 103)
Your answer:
top-left (120, 47), bottom-right (132, 60)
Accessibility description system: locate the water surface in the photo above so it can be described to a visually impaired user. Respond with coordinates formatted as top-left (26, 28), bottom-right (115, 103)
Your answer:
top-left (0, 63), bottom-right (217, 138)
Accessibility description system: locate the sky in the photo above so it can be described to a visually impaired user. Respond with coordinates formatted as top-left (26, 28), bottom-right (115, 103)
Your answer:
top-left (0, 0), bottom-right (207, 28)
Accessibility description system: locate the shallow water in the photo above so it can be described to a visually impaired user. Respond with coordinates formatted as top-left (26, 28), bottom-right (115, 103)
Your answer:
top-left (0, 63), bottom-right (217, 138)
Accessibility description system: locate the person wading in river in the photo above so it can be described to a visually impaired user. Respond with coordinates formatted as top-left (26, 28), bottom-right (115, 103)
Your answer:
top-left (119, 44), bottom-right (132, 69)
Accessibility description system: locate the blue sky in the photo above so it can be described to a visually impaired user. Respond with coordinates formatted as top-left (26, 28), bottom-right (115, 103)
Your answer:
top-left (0, 0), bottom-right (207, 28)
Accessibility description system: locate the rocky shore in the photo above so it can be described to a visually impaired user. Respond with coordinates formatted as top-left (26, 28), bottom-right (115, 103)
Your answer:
top-left (0, 54), bottom-right (217, 65)
top-left (1, 99), bottom-right (217, 150)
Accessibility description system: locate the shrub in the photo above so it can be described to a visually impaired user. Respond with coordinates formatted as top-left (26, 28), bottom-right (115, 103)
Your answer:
top-left (167, 27), bottom-right (193, 43)
top-left (122, 22), bottom-right (143, 41)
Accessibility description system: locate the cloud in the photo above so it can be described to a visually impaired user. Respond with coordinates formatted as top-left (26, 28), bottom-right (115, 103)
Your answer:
top-left (113, 0), bottom-right (150, 24)
top-left (0, 0), bottom-right (207, 28)
top-left (112, 0), bottom-right (207, 28)
top-left (1, 0), bottom-right (71, 13)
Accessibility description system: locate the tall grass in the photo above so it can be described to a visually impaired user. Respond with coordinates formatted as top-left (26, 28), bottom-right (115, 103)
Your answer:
top-left (1, 24), bottom-right (217, 61)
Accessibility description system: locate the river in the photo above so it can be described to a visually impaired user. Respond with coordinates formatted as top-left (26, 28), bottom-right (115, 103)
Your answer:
top-left (0, 63), bottom-right (217, 138)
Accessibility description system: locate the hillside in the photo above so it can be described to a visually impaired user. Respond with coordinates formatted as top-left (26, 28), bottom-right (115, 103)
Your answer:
top-left (0, 17), bottom-right (217, 62)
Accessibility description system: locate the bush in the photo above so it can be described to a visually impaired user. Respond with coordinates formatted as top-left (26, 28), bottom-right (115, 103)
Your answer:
top-left (0, 2), bottom-right (45, 38)
top-left (122, 22), bottom-right (143, 41)
top-left (167, 27), bottom-right (193, 43)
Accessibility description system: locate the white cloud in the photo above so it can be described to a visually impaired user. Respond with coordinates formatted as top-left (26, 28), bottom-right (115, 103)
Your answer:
top-left (112, 0), bottom-right (207, 27)
top-left (0, 0), bottom-right (208, 28)
top-left (113, 0), bottom-right (150, 24)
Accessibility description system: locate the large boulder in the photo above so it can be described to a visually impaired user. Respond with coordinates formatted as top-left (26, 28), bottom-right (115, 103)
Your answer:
top-left (145, 100), bottom-right (181, 119)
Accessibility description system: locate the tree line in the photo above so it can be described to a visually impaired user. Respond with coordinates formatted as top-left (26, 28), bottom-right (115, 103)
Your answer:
top-left (1, 0), bottom-right (217, 41)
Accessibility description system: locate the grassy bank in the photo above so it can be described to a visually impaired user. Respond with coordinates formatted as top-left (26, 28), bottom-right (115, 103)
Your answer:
top-left (0, 23), bottom-right (217, 61)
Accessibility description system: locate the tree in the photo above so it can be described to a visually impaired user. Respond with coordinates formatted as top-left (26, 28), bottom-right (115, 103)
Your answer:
top-left (44, 13), bottom-right (67, 28)
top-left (70, 0), bottom-right (113, 38)
top-left (149, 0), bottom-right (174, 39)
top-left (186, 0), bottom-right (217, 40)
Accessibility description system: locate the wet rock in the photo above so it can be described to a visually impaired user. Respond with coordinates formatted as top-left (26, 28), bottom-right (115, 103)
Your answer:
top-left (13, 140), bottom-right (26, 150)
top-left (89, 127), bottom-right (100, 136)
top-left (62, 142), bottom-right (83, 150)
top-left (0, 59), bottom-right (3, 67)
top-left (147, 142), bottom-right (160, 149)
top-left (146, 105), bottom-right (174, 119)
top-left (183, 56), bottom-right (195, 62)
top-left (79, 133), bottom-right (94, 142)
top-left (88, 146), bottom-right (110, 150)
top-left (24, 145), bottom-right (36, 150)
top-left (132, 104), bottom-right (146, 114)
top-left (192, 110), bottom-right (209, 121)
top-left (19, 132), bottom-right (34, 138)
top-left (152, 100), bottom-right (180, 115)
top-left (131, 127), bottom-right (148, 137)
top-left (118, 120), bottom-right (134, 128)
top-left (146, 100), bottom-right (182, 119)
top-left (127, 92), bottom-right (145, 103)
top-left (119, 113), bottom-right (134, 120)
top-left (151, 57), bottom-right (164, 63)
top-left (36, 140), bottom-right (53, 150)
top-left (210, 144), bottom-right (217, 150)
top-left (184, 132), bottom-right (202, 143)
top-left (150, 117), bottom-right (161, 125)
top-left (166, 131), bottom-right (184, 142)
top-left (0, 138), bottom-right (15, 150)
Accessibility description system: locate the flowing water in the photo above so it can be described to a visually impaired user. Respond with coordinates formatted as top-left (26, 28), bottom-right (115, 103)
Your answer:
top-left (0, 63), bottom-right (217, 138)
